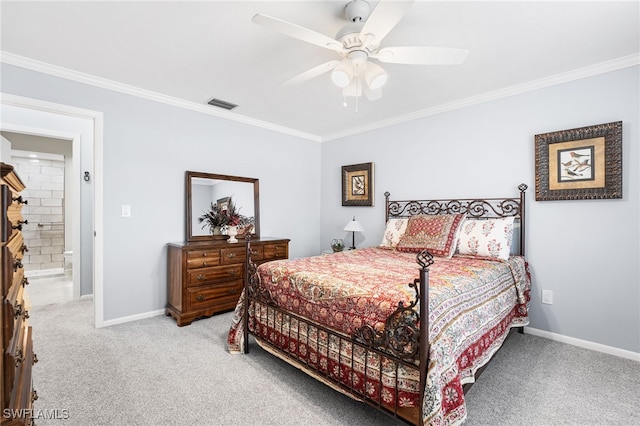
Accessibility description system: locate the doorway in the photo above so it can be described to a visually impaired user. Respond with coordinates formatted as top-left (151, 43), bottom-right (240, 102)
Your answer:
top-left (1, 134), bottom-right (75, 306)
top-left (0, 93), bottom-right (104, 327)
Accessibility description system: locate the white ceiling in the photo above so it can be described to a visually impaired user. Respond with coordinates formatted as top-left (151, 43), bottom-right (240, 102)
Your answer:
top-left (1, 1), bottom-right (639, 141)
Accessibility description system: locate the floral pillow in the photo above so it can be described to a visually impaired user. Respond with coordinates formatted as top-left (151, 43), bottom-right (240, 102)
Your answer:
top-left (457, 217), bottom-right (515, 260)
top-left (379, 218), bottom-right (409, 249)
top-left (396, 213), bottom-right (466, 258)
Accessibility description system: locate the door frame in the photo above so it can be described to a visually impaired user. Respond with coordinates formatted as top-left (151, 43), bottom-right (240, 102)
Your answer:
top-left (1, 93), bottom-right (105, 327)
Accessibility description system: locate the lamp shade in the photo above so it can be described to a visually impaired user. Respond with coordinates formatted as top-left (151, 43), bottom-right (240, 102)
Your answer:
top-left (364, 62), bottom-right (388, 90)
top-left (331, 59), bottom-right (353, 88)
top-left (343, 219), bottom-right (364, 233)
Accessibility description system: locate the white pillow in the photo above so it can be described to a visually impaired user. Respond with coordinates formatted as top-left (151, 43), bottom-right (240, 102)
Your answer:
top-left (457, 217), bottom-right (515, 260)
top-left (379, 218), bottom-right (408, 249)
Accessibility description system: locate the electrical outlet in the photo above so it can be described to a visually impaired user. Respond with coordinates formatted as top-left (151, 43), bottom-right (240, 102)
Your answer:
top-left (122, 205), bottom-right (131, 217)
top-left (542, 289), bottom-right (553, 305)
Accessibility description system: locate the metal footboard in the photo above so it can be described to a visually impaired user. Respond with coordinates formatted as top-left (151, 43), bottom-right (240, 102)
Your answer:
top-left (242, 240), bottom-right (433, 425)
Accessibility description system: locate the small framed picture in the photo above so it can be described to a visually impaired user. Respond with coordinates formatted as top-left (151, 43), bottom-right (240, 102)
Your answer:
top-left (535, 121), bottom-right (622, 201)
top-left (342, 162), bottom-right (374, 206)
top-left (217, 196), bottom-right (230, 212)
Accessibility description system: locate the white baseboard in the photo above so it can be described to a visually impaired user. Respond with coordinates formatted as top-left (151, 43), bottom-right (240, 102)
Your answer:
top-left (524, 326), bottom-right (640, 362)
top-left (101, 308), bottom-right (165, 328)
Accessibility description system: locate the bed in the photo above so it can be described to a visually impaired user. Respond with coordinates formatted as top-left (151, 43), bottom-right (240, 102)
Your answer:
top-left (227, 184), bottom-right (531, 425)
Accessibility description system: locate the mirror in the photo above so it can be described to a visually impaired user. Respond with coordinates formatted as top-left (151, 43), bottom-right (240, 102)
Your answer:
top-left (186, 171), bottom-right (260, 242)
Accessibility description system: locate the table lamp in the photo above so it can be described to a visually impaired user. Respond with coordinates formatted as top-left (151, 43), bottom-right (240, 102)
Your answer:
top-left (343, 216), bottom-right (364, 250)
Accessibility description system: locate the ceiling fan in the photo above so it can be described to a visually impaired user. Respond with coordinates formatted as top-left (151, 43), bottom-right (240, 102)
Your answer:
top-left (252, 0), bottom-right (469, 106)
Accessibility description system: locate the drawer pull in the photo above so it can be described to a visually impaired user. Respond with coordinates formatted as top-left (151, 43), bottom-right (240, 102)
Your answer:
top-left (32, 389), bottom-right (38, 402)
top-left (21, 244), bottom-right (29, 254)
top-left (228, 270), bottom-right (238, 276)
top-left (196, 274), bottom-right (205, 281)
top-left (227, 253), bottom-right (236, 258)
top-left (33, 353), bottom-right (39, 364)
top-left (251, 250), bottom-right (259, 255)
top-left (12, 196), bottom-right (28, 205)
top-left (227, 288), bottom-right (238, 295)
top-left (14, 303), bottom-right (23, 319)
top-left (202, 262), bottom-right (208, 267)
top-left (195, 295), bottom-right (206, 301)
top-left (14, 259), bottom-right (23, 271)
top-left (22, 277), bottom-right (29, 287)
top-left (13, 219), bottom-right (28, 231)
top-left (15, 349), bottom-right (24, 366)
top-left (23, 310), bottom-right (30, 320)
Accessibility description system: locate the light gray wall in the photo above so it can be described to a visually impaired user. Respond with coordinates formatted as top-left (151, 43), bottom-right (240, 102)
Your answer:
top-left (321, 66), bottom-right (640, 353)
top-left (1, 63), bottom-right (322, 321)
top-left (0, 135), bottom-right (10, 161)
top-left (2, 62), bottom-right (638, 354)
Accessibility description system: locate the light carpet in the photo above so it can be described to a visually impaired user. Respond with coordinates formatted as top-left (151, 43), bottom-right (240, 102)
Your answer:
top-left (27, 300), bottom-right (639, 425)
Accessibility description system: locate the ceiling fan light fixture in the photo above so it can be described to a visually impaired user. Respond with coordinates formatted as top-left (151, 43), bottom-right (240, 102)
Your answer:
top-left (364, 62), bottom-right (387, 90)
top-left (331, 59), bottom-right (353, 88)
top-left (342, 78), bottom-right (362, 97)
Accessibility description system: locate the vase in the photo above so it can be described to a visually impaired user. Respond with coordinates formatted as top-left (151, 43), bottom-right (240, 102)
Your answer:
top-left (227, 226), bottom-right (239, 243)
top-left (210, 226), bottom-right (229, 240)
top-left (331, 239), bottom-right (344, 252)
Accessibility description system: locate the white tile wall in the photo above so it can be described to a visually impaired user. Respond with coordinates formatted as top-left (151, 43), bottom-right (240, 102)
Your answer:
top-left (12, 154), bottom-right (65, 273)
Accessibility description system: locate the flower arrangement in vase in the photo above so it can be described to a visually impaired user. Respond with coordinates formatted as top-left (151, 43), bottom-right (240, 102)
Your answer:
top-left (198, 198), bottom-right (243, 241)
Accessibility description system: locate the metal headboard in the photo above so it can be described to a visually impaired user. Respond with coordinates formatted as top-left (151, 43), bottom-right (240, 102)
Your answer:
top-left (384, 183), bottom-right (528, 256)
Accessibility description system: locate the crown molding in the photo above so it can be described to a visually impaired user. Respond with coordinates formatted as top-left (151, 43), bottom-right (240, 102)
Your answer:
top-left (2, 51), bottom-right (637, 144)
top-left (321, 53), bottom-right (640, 142)
top-left (0, 51), bottom-right (322, 143)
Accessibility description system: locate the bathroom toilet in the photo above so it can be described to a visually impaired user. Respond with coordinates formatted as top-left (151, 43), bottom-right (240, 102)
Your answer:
top-left (63, 251), bottom-right (73, 275)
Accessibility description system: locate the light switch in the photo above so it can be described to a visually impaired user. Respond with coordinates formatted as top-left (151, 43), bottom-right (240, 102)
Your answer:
top-left (122, 205), bottom-right (131, 217)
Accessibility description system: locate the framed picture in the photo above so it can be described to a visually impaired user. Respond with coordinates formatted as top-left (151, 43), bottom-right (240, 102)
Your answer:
top-left (342, 162), bottom-right (374, 206)
top-left (217, 196), bottom-right (230, 212)
top-left (535, 121), bottom-right (622, 201)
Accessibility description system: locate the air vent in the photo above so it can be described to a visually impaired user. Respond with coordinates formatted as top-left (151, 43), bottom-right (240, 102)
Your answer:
top-left (207, 98), bottom-right (238, 110)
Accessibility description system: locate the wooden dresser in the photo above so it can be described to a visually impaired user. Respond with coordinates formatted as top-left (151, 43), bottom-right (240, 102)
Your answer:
top-left (1, 163), bottom-right (38, 425)
top-left (166, 237), bottom-right (289, 326)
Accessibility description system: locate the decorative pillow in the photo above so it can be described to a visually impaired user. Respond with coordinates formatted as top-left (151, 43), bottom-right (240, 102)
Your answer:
top-left (457, 217), bottom-right (515, 260)
top-left (396, 213), bottom-right (466, 257)
top-left (379, 218), bottom-right (409, 249)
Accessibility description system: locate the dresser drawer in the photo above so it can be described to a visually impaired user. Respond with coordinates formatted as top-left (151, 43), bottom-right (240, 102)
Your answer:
top-left (248, 245), bottom-right (264, 261)
top-left (7, 231), bottom-right (26, 260)
top-left (186, 253), bottom-right (221, 269)
top-left (263, 243), bottom-right (288, 260)
top-left (8, 327), bottom-right (35, 418)
top-left (187, 280), bottom-right (243, 310)
top-left (187, 248), bottom-right (220, 259)
top-left (7, 278), bottom-right (26, 319)
top-left (220, 246), bottom-right (247, 264)
top-left (7, 314), bottom-right (27, 370)
top-left (187, 264), bottom-right (243, 286)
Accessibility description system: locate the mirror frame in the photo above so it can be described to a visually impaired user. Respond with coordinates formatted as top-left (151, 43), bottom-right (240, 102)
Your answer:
top-left (186, 171), bottom-right (260, 242)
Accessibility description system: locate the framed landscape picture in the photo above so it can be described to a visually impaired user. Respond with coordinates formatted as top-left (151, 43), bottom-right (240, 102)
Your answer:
top-left (535, 121), bottom-right (622, 201)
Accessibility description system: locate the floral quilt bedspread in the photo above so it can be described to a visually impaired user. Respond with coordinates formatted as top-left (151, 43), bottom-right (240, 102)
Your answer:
top-left (227, 247), bottom-right (530, 425)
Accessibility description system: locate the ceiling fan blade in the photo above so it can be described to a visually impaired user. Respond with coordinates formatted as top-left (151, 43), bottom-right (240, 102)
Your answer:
top-left (282, 60), bottom-right (340, 87)
top-left (360, 0), bottom-right (414, 46)
top-left (252, 14), bottom-right (345, 53)
top-left (373, 46), bottom-right (469, 65)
